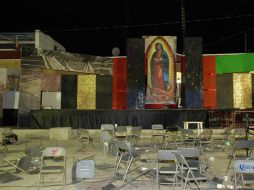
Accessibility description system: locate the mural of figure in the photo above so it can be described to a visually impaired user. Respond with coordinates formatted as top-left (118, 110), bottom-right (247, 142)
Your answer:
top-left (150, 42), bottom-right (170, 94)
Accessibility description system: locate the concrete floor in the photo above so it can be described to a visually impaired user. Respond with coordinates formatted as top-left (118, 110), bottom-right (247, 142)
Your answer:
top-left (0, 130), bottom-right (253, 190)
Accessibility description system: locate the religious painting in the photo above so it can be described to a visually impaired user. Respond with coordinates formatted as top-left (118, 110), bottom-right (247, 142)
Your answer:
top-left (145, 36), bottom-right (176, 104)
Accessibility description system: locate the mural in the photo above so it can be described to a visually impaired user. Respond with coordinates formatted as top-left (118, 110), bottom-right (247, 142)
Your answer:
top-left (145, 36), bottom-right (176, 104)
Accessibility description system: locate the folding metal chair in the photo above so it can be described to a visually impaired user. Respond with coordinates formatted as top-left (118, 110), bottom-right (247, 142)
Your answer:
top-left (77, 128), bottom-right (94, 150)
top-left (102, 140), bottom-right (149, 190)
top-left (178, 148), bottom-right (201, 173)
top-left (156, 150), bottom-right (179, 190)
top-left (162, 133), bottom-right (183, 150)
top-left (173, 151), bottom-right (208, 190)
top-left (234, 158), bottom-right (254, 190)
top-left (112, 140), bottom-right (140, 182)
top-left (226, 140), bottom-right (254, 174)
top-left (213, 125), bottom-right (232, 151)
top-left (115, 126), bottom-right (127, 140)
top-left (196, 129), bottom-right (213, 151)
top-left (152, 124), bottom-right (165, 148)
top-left (181, 129), bottom-right (197, 148)
top-left (233, 128), bottom-right (247, 143)
top-left (100, 124), bottom-right (115, 156)
top-left (38, 147), bottom-right (66, 190)
top-left (126, 126), bottom-right (142, 148)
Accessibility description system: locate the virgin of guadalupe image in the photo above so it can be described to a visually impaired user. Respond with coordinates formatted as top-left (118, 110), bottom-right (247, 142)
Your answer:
top-left (150, 42), bottom-right (170, 95)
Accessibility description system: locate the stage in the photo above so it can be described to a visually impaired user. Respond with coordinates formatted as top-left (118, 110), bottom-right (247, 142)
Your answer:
top-left (18, 109), bottom-right (209, 129)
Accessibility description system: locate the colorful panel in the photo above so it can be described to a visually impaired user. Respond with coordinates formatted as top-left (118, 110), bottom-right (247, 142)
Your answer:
top-left (216, 53), bottom-right (254, 74)
top-left (184, 37), bottom-right (203, 108)
top-left (145, 36), bottom-right (176, 105)
top-left (77, 75), bottom-right (96, 109)
top-left (203, 56), bottom-right (216, 108)
top-left (216, 74), bottom-right (233, 109)
top-left (0, 59), bottom-right (21, 69)
top-left (61, 75), bottom-right (77, 109)
top-left (127, 38), bottom-right (146, 109)
top-left (204, 90), bottom-right (216, 108)
top-left (41, 72), bottom-right (61, 91)
top-left (252, 74), bottom-right (254, 108)
top-left (112, 57), bottom-right (127, 109)
top-left (96, 75), bottom-right (112, 109)
top-left (233, 73), bottom-right (252, 109)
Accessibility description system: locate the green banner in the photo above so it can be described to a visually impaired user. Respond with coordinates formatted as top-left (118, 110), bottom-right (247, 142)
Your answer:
top-left (216, 53), bottom-right (254, 73)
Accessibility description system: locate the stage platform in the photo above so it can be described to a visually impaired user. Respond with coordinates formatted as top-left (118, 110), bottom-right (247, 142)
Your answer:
top-left (21, 109), bottom-right (209, 129)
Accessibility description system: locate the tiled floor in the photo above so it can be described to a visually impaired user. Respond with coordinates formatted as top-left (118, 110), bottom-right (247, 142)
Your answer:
top-left (0, 136), bottom-right (253, 190)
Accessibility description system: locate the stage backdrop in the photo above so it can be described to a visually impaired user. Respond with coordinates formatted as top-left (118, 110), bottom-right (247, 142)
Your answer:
top-left (145, 36), bottom-right (176, 105)
top-left (127, 38), bottom-right (146, 109)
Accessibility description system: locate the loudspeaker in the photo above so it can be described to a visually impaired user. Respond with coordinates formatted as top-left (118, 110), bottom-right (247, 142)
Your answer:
top-left (72, 160), bottom-right (95, 183)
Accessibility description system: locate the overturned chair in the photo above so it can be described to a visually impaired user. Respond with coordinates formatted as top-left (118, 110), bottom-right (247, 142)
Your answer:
top-left (102, 140), bottom-right (150, 190)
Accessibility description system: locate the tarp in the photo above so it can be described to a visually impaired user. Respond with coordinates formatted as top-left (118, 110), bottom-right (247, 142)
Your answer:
top-left (40, 49), bottom-right (113, 75)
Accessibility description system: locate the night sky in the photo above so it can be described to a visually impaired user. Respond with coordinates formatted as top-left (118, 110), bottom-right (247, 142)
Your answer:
top-left (1, 0), bottom-right (254, 56)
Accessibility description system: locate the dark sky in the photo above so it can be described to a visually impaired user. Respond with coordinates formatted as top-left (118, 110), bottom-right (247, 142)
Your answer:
top-left (1, 0), bottom-right (254, 56)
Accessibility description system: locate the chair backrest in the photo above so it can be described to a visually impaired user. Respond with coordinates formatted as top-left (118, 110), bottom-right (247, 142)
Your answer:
top-left (152, 124), bottom-right (165, 137)
top-left (234, 128), bottom-right (246, 135)
top-left (178, 148), bottom-right (200, 158)
top-left (115, 126), bottom-right (126, 132)
top-left (181, 129), bottom-right (194, 135)
top-left (173, 152), bottom-right (189, 169)
top-left (115, 140), bottom-right (133, 155)
top-left (115, 126), bottom-right (127, 137)
top-left (77, 128), bottom-right (89, 137)
top-left (42, 147), bottom-right (66, 157)
top-left (181, 129), bottom-right (196, 141)
top-left (152, 124), bottom-right (164, 130)
top-left (221, 125), bottom-right (233, 140)
top-left (101, 124), bottom-right (114, 131)
top-left (101, 124), bottom-right (115, 141)
top-left (101, 131), bottom-right (114, 142)
top-left (234, 140), bottom-right (254, 150)
top-left (129, 126), bottom-right (142, 137)
top-left (157, 150), bottom-right (176, 161)
top-left (224, 125), bottom-right (232, 134)
top-left (199, 129), bottom-right (213, 140)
